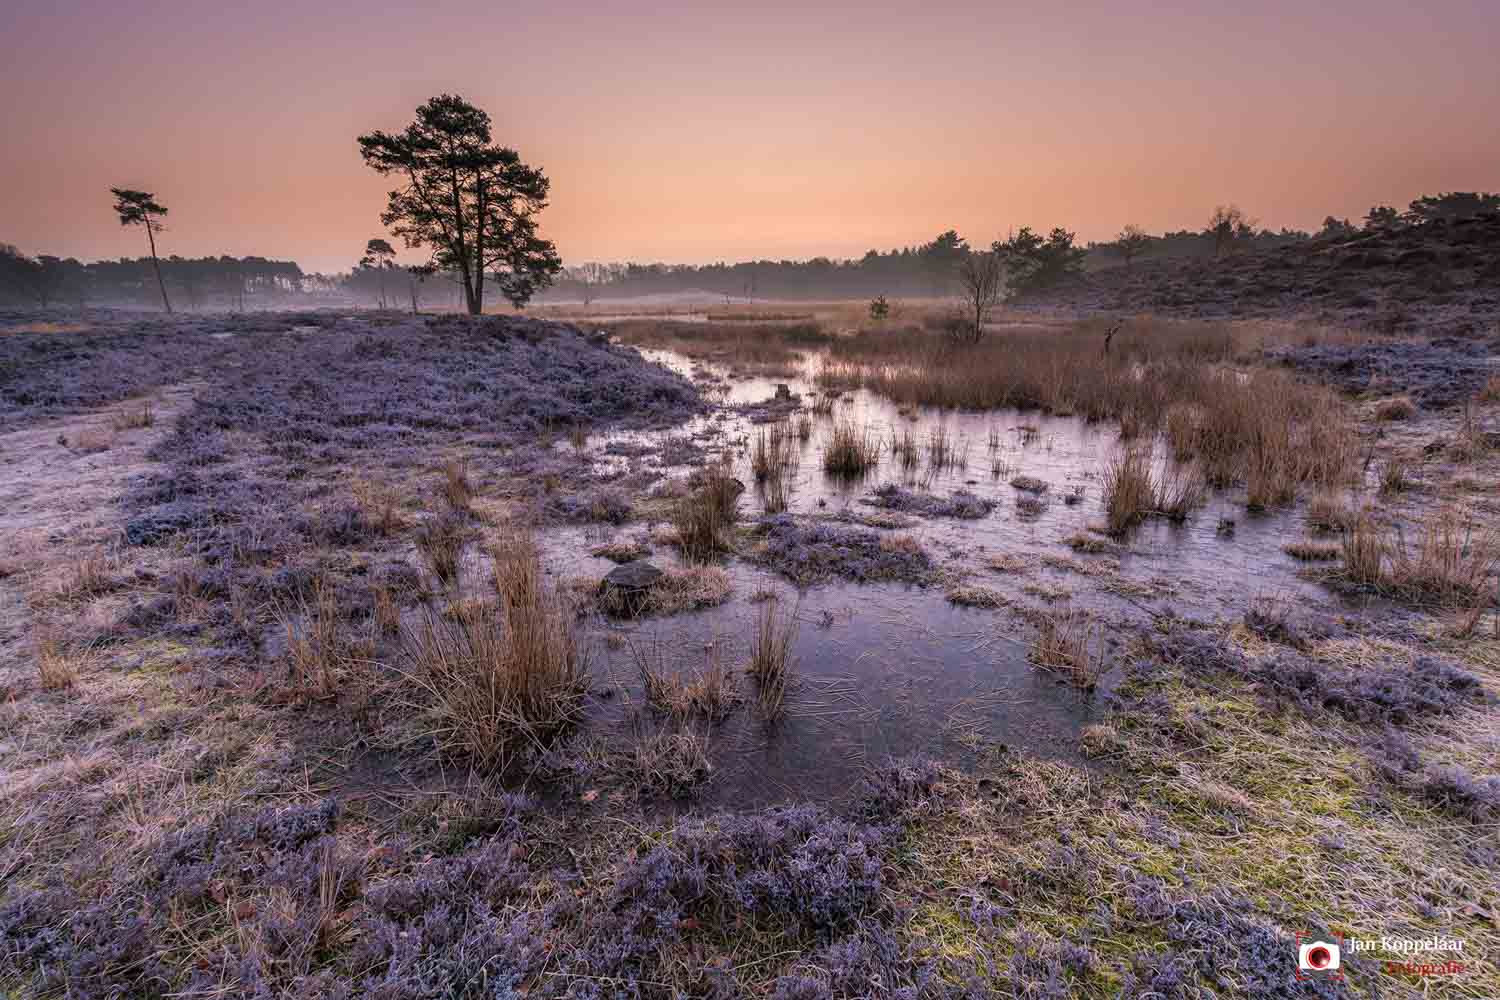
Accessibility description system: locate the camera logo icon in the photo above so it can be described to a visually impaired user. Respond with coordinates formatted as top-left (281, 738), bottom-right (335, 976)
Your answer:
top-left (1296, 933), bottom-right (1344, 980)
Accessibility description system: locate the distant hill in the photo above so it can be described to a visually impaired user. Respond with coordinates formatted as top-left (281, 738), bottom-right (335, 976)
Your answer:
top-left (1029, 214), bottom-right (1500, 336)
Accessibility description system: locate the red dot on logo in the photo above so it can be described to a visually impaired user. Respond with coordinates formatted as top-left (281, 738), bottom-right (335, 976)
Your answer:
top-left (1308, 947), bottom-right (1331, 969)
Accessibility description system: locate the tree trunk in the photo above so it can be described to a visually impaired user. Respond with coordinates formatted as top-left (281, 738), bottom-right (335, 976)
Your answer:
top-left (145, 220), bottom-right (173, 314)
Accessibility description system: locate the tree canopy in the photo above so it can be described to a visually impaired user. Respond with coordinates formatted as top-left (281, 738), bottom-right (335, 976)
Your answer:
top-left (357, 94), bottom-right (561, 314)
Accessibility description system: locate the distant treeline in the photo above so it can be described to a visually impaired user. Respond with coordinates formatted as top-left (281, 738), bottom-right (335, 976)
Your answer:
top-left (0, 250), bottom-right (313, 309)
top-left (4, 191), bottom-right (1495, 309)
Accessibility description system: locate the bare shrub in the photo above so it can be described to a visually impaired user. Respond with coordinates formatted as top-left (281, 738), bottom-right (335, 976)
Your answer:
top-left (401, 536), bottom-right (586, 770)
top-left (956, 250), bottom-right (1005, 344)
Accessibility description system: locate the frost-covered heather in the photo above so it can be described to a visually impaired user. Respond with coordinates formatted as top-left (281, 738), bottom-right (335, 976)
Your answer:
top-left (756, 514), bottom-right (938, 586)
top-left (0, 760), bottom-right (954, 999)
top-left (865, 484), bottom-right (997, 519)
top-left (1142, 628), bottom-right (1484, 725)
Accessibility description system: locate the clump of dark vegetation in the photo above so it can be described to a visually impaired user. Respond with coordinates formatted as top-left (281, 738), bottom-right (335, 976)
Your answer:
top-left (865, 483), bottom-right (997, 519)
top-left (756, 515), bottom-right (937, 586)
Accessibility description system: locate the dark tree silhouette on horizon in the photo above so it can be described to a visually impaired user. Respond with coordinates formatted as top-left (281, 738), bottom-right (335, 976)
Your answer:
top-left (359, 237), bottom-right (397, 309)
top-left (357, 95), bottom-right (561, 315)
top-left (110, 188), bottom-right (172, 313)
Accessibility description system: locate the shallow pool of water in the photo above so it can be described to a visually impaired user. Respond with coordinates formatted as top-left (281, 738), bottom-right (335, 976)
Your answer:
top-left (525, 346), bottom-right (1372, 807)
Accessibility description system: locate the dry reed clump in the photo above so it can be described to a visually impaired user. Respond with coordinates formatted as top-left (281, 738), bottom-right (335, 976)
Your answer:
top-left (1388, 507), bottom-right (1498, 604)
top-left (751, 422), bottom-right (798, 482)
top-left (597, 565), bottom-right (732, 617)
top-left (280, 578), bottom-right (347, 701)
top-left (442, 458), bottom-right (472, 511)
top-left (53, 550), bottom-right (116, 601)
top-left (747, 599), bottom-right (799, 718)
top-left (1378, 457), bottom-right (1410, 496)
top-left (1340, 512), bottom-right (1388, 587)
top-left (1030, 608), bottom-right (1107, 690)
top-left (633, 638), bottom-right (741, 721)
top-left (400, 533), bottom-right (587, 770)
top-left (760, 461), bottom-right (791, 514)
top-left (110, 399), bottom-right (155, 430)
top-left (1102, 449), bottom-right (1155, 535)
top-left (1373, 396), bottom-right (1416, 421)
top-left (630, 727), bottom-right (713, 797)
top-left (1478, 374), bottom-right (1500, 403)
top-left (822, 420), bottom-right (881, 477)
top-left (1340, 506), bottom-right (1497, 606)
top-left (1010, 475), bottom-right (1048, 494)
top-left (1064, 531), bottom-right (1115, 554)
top-left (945, 585), bottom-right (1006, 608)
top-left (671, 462), bottom-right (740, 562)
top-left (372, 585), bottom-right (402, 635)
top-left (926, 425), bottom-right (966, 470)
top-left (1307, 492), bottom-right (1354, 533)
top-left (796, 414), bottom-right (813, 439)
top-left (414, 514), bottom-right (469, 586)
top-left (352, 478), bottom-right (407, 535)
top-left (1283, 540), bottom-right (1341, 561)
top-left (35, 634), bottom-right (81, 690)
top-left (891, 427), bottom-right (920, 472)
top-left (589, 538), bottom-right (651, 563)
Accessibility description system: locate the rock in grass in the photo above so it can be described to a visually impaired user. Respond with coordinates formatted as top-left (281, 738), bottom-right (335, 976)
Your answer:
top-left (599, 560), bottom-right (665, 615)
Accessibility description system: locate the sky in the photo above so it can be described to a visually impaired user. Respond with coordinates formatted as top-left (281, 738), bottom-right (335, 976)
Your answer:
top-left (2, 0), bottom-right (1497, 273)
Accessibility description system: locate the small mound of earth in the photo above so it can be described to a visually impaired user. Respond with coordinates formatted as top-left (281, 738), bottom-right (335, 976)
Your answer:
top-left (864, 484), bottom-right (997, 519)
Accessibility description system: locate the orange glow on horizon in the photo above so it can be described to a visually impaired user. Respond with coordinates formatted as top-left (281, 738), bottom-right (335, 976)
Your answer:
top-left (3, 0), bottom-right (1497, 273)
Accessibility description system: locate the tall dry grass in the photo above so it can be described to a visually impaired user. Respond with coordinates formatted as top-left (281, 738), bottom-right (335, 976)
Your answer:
top-left (748, 599), bottom-right (799, 718)
top-left (400, 532), bottom-right (586, 770)
top-left (672, 462), bottom-right (740, 561)
top-left (823, 420), bottom-right (881, 477)
top-left (825, 318), bottom-right (1355, 498)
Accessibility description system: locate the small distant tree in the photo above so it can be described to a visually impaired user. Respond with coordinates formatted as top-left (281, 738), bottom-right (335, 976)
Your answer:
top-left (1363, 205), bottom-right (1402, 231)
top-left (1114, 224), bottom-right (1150, 270)
top-left (1317, 216), bottom-right (1358, 241)
top-left (110, 188), bottom-right (172, 312)
top-left (869, 294), bottom-right (891, 320)
top-left (359, 238), bottom-right (397, 309)
top-left (357, 94), bottom-right (561, 315)
top-left (407, 263), bottom-right (436, 314)
top-left (1206, 204), bottom-right (1255, 257)
top-left (955, 251), bottom-right (1004, 344)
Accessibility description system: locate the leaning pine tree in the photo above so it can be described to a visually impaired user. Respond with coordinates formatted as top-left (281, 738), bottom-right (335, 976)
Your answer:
top-left (357, 95), bottom-right (561, 315)
top-left (110, 188), bottom-right (173, 313)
